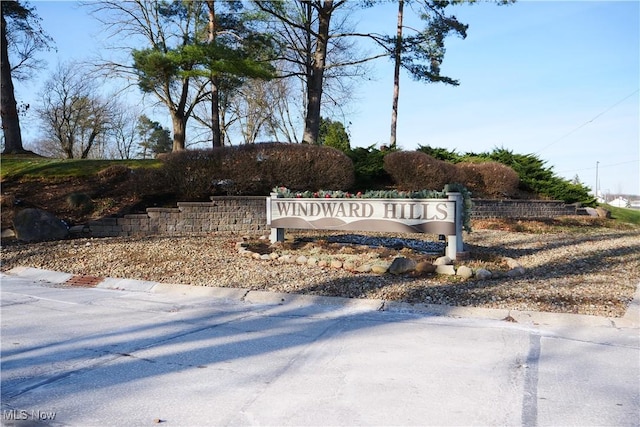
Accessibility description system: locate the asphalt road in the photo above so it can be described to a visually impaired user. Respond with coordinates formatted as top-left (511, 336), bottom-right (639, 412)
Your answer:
top-left (1, 268), bottom-right (639, 426)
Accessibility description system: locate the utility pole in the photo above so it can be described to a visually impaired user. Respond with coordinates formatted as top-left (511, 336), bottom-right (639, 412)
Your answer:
top-left (595, 161), bottom-right (599, 199)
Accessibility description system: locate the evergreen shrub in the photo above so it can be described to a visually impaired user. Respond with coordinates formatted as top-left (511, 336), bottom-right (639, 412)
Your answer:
top-left (346, 145), bottom-right (392, 190)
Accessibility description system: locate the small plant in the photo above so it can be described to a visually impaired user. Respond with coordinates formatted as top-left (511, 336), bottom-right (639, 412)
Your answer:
top-left (66, 192), bottom-right (93, 213)
top-left (97, 165), bottom-right (131, 184)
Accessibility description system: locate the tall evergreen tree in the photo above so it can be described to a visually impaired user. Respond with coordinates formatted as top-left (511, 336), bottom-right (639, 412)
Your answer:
top-left (1, 0), bottom-right (52, 154)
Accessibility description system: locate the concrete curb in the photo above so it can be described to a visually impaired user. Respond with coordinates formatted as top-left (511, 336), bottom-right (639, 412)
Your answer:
top-left (3, 266), bottom-right (74, 284)
top-left (243, 290), bottom-right (385, 311)
top-left (3, 267), bottom-right (639, 328)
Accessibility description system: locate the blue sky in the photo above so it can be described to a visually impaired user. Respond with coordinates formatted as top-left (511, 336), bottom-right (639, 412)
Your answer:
top-left (13, 0), bottom-right (640, 195)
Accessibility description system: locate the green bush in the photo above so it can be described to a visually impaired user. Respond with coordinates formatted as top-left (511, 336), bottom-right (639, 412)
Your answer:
top-left (346, 145), bottom-right (392, 191)
top-left (160, 143), bottom-right (355, 199)
top-left (383, 150), bottom-right (457, 191)
top-left (417, 145), bottom-right (464, 163)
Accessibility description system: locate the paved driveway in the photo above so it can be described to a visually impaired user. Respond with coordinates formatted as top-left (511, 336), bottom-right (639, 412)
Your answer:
top-left (1, 268), bottom-right (639, 426)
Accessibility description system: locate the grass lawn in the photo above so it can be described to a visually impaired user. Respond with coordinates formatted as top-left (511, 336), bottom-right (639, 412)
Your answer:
top-left (604, 204), bottom-right (640, 226)
top-left (1, 156), bottom-right (161, 180)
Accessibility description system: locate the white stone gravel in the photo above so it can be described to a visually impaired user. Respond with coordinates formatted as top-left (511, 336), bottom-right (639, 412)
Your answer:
top-left (1, 228), bottom-right (639, 317)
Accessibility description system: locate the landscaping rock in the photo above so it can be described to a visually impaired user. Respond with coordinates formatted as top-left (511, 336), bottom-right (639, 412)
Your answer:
top-left (371, 263), bottom-right (390, 274)
top-left (415, 261), bottom-right (436, 274)
top-left (456, 265), bottom-right (474, 279)
top-left (1, 229), bottom-right (16, 238)
top-left (475, 268), bottom-right (492, 280)
top-left (505, 257), bottom-right (522, 269)
top-left (296, 255), bottom-right (308, 265)
top-left (388, 257), bottom-right (417, 275)
top-left (330, 260), bottom-right (343, 269)
top-left (507, 267), bottom-right (526, 277)
top-left (356, 264), bottom-right (372, 273)
top-left (281, 255), bottom-right (296, 264)
top-left (343, 260), bottom-right (357, 271)
top-left (584, 207), bottom-right (599, 217)
top-left (433, 256), bottom-right (452, 266)
top-left (435, 264), bottom-right (456, 275)
top-left (13, 208), bottom-right (69, 242)
top-left (596, 207), bottom-right (611, 218)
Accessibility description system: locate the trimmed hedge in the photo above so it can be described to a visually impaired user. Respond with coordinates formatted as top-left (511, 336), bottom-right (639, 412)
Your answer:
top-left (383, 150), bottom-right (457, 191)
top-left (455, 161), bottom-right (519, 198)
top-left (158, 143), bottom-right (354, 199)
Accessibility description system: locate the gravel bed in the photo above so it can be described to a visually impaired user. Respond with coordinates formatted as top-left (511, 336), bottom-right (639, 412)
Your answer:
top-left (1, 228), bottom-right (639, 317)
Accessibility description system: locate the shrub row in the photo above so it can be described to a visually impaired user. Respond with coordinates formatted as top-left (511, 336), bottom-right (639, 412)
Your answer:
top-left (129, 145), bottom-right (522, 200)
top-left (133, 143), bottom-right (355, 199)
top-left (383, 151), bottom-right (519, 198)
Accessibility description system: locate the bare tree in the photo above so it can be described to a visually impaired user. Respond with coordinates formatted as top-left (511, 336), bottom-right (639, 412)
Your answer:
top-left (110, 105), bottom-right (140, 159)
top-left (36, 62), bottom-right (115, 159)
top-left (254, 0), bottom-right (371, 144)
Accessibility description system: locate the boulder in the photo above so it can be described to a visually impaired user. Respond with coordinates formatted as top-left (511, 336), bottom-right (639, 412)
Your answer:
top-left (1, 229), bottom-right (16, 238)
top-left (507, 267), bottom-right (526, 277)
top-left (388, 257), bottom-right (417, 275)
top-left (584, 207), bottom-right (599, 217)
top-left (356, 264), bottom-right (372, 273)
top-left (475, 268), bottom-right (492, 280)
top-left (330, 259), bottom-right (343, 269)
top-left (456, 265), bottom-right (474, 279)
top-left (433, 256), bottom-right (452, 266)
top-left (13, 208), bottom-right (69, 242)
top-left (371, 263), bottom-right (390, 274)
top-left (343, 260), bottom-right (357, 271)
top-left (435, 264), bottom-right (456, 275)
top-left (504, 257), bottom-right (522, 270)
top-left (415, 261), bottom-right (436, 274)
top-left (595, 207), bottom-right (611, 219)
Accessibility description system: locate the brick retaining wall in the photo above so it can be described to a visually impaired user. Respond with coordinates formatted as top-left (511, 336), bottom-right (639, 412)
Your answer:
top-left (81, 197), bottom-right (578, 238)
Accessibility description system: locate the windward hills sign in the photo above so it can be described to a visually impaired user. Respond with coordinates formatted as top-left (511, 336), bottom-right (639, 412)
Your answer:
top-left (267, 193), bottom-right (465, 259)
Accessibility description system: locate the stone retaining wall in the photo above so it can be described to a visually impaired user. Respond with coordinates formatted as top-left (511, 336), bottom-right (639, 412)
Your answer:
top-left (80, 197), bottom-right (578, 238)
top-left (470, 199), bottom-right (577, 219)
top-left (82, 197), bottom-right (268, 238)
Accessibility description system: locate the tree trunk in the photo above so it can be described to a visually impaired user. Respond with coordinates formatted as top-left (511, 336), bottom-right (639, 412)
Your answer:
top-left (171, 112), bottom-right (187, 151)
top-left (302, 0), bottom-right (332, 145)
top-left (207, 0), bottom-right (222, 148)
top-left (390, 0), bottom-right (404, 149)
top-left (1, 10), bottom-right (25, 154)
top-left (211, 77), bottom-right (222, 147)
